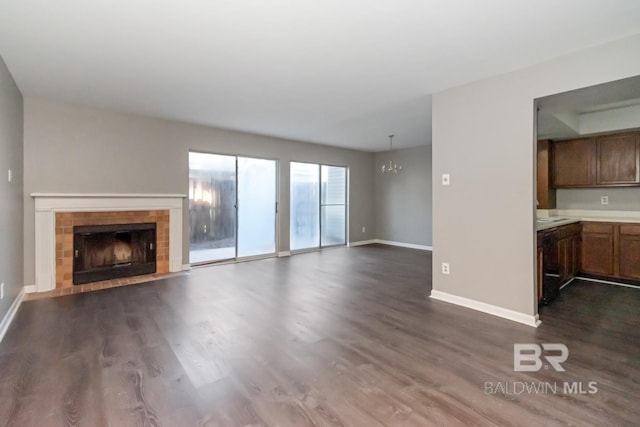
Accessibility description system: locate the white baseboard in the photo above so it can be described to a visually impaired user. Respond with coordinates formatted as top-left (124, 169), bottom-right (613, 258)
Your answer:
top-left (23, 284), bottom-right (37, 294)
top-left (0, 287), bottom-right (26, 343)
top-left (430, 290), bottom-right (541, 328)
top-left (559, 277), bottom-right (576, 290)
top-left (182, 264), bottom-right (192, 271)
top-left (348, 239), bottom-right (377, 247)
top-left (375, 239), bottom-right (433, 251)
top-left (278, 251), bottom-right (291, 257)
top-left (575, 276), bottom-right (640, 289)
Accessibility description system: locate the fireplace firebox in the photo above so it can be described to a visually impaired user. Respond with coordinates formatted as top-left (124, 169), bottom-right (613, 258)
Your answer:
top-left (73, 222), bottom-right (157, 285)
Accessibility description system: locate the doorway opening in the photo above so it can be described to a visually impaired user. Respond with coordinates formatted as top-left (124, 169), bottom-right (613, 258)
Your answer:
top-left (534, 74), bottom-right (640, 317)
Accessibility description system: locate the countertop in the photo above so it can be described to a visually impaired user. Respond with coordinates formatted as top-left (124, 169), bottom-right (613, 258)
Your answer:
top-left (536, 209), bottom-right (640, 231)
top-left (536, 218), bottom-right (581, 231)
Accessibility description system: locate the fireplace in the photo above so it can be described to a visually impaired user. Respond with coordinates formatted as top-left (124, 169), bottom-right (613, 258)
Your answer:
top-left (73, 222), bottom-right (157, 285)
top-left (32, 194), bottom-right (184, 293)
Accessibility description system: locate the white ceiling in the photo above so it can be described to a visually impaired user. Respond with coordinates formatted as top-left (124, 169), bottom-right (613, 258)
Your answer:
top-left (537, 75), bottom-right (640, 139)
top-left (1, 1), bottom-right (640, 151)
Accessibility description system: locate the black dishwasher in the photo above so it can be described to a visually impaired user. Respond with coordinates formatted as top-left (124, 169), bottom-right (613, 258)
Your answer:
top-left (541, 227), bottom-right (560, 305)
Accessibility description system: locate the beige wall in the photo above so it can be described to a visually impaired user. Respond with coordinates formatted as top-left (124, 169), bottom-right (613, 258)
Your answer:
top-left (432, 34), bottom-right (640, 318)
top-left (23, 98), bottom-right (376, 286)
top-left (557, 187), bottom-right (640, 211)
top-left (375, 145), bottom-right (432, 246)
top-left (0, 55), bottom-right (23, 319)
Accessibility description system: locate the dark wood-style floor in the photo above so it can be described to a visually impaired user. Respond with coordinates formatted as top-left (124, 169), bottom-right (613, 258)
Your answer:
top-left (1, 244), bottom-right (639, 426)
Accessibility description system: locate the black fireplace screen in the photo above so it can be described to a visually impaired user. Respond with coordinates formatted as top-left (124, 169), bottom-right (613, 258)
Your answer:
top-left (73, 222), bottom-right (156, 285)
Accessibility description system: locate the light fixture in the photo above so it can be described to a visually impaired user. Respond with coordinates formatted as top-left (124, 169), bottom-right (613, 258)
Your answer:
top-left (380, 134), bottom-right (402, 174)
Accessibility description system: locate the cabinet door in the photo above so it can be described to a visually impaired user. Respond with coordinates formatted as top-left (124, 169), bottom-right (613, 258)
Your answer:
top-left (553, 138), bottom-right (595, 187)
top-left (581, 233), bottom-right (614, 276)
top-left (558, 234), bottom-right (579, 285)
top-left (619, 224), bottom-right (640, 279)
top-left (596, 133), bottom-right (639, 185)
top-left (557, 238), bottom-right (569, 283)
top-left (537, 140), bottom-right (556, 209)
top-left (571, 235), bottom-right (581, 277)
top-left (619, 235), bottom-right (640, 279)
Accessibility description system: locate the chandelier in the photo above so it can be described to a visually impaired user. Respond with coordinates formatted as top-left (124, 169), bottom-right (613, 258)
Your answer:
top-left (380, 134), bottom-right (402, 174)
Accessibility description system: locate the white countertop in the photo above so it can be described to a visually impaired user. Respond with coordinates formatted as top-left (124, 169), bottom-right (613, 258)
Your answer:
top-left (536, 218), bottom-right (581, 231)
top-left (536, 209), bottom-right (640, 231)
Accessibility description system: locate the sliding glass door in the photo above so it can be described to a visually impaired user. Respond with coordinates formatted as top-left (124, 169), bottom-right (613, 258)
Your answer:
top-left (290, 162), bottom-right (347, 251)
top-left (290, 163), bottom-right (320, 251)
top-left (189, 152), bottom-right (277, 264)
top-left (237, 157), bottom-right (277, 257)
top-left (189, 152), bottom-right (236, 263)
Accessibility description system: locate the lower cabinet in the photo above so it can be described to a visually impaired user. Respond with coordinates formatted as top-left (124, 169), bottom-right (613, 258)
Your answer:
top-left (538, 223), bottom-right (581, 304)
top-left (581, 222), bottom-right (640, 280)
top-left (539, 221), bottom-right (640, 303)
top-left (618, 224), bottom-right (640, 280)
top-left (559, 234), bottom-right (580, 282)
top-left (581, 223), bottom-right (615, 276)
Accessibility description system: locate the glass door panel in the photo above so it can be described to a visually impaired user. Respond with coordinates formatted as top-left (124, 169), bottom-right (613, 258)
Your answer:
top-left (188, 152), bottom-right (237, 263)
top-left (321, 165), bottom-right (346, 246)
top-left (237, 157), bottom-right (277, 258)
top-left (290, 162), bottom-right (320, 251)
top-left (321, 205), bottom-right (346, 246)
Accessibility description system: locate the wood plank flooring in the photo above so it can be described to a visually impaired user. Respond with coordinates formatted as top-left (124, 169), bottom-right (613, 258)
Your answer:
top-left (1, 244), bottom-right (639, 426)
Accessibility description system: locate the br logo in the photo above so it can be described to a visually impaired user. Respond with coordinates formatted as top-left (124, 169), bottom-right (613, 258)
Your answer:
top-left (513, 343), bottom-right (568, 372)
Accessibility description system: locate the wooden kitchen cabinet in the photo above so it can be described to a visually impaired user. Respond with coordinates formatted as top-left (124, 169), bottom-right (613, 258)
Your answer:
top-left (557, 223), bottom-right (581, 284)
top-left (537, 140), bottom-right (556, 209)
top-left (618, 224), bottom-right (640, 280)
top-left (581, 223), bottom-right (615, 276)
top-left (552, 131), bottom-right (640, 188)
top-left (559, 234), bottom-right (580, 282)
top-left (553, 138), bottom-right (595, 187)
top-left (596, 133), bottom-right (640, 185)
top-left (539, 223), bottom-right (580, 305)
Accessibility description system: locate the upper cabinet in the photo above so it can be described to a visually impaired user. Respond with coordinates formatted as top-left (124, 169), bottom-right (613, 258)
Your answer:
top-left (536, 140), bottom-right (556, 209)
top-left (596, 133), bottom-right (640, 185)
top-left (552, 131), bottom-right (640, 188)
top-left (552, 138), bottom-right (596, 187)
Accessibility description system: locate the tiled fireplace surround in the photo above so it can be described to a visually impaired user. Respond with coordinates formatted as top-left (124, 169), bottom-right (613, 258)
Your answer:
top-left (32, 194), bottom-right (185, 293)
top-left (55, 210), bottom-right (170, 288)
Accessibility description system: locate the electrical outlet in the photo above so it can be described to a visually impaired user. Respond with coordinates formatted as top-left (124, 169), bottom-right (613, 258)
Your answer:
top-left (362, 226), bottom-right (366, 233)
top-left (1, 282), bottom-right (4, 300)
top-left (601, 196), bottom-right (609, 205)
top-left (442, 263), bottom-right (450, 275)
top-left (442, 173), bottom-right (450, 186)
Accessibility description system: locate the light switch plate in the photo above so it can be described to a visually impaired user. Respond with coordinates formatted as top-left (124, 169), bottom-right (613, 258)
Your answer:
top-left (442, 173), bottom-right (450, 186)
top-left (7, 170), bottom-right (12, 183)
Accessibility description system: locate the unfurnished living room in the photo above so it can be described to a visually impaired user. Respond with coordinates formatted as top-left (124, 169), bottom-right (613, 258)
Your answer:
top-left (1, 1), bottom-right (640, 426)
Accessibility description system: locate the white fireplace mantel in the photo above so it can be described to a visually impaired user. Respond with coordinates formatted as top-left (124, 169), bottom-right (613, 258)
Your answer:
top-left (32, 193), bottom-right (186, 293)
